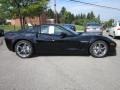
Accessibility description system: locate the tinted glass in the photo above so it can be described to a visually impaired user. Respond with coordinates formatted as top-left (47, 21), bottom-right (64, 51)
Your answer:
top-left (41, 25), bottom-right (49, 34)
top-left (40, 25), bottom-right (74, 36)
top-left (63, 24), bottom-right (75, 31)
top-left (54, 26), bottom-right (73, 36)
top-left (26, 26), bottom-right (38, 33)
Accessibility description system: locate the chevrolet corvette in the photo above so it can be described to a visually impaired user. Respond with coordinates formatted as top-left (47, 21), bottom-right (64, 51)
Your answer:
top-left (5, 24), bottom-right (116, 58)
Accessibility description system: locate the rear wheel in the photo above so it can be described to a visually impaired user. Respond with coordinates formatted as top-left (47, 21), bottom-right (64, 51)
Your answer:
top-left (15, 40), bottom-right (33, 58)
top-left (90, 41), bottom-right (108, 58)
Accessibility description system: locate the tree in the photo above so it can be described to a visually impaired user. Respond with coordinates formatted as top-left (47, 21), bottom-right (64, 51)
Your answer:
top-left (97, 15), bottom-right (101, 23)
top-left (47, 8), bottom-right (54, 19)
top-left (0, 4), bottom-right (5, 24)
top-left (60, 7), bottom-right (66, 16)
top-left (103, 19), bottom-right (114, 29)
top-left (87, 11), bottom-right (95, 20)
top-left (87, 13), bottom-right (91, 19)
top-left (74, 11), bottom-right (101, 25)
top-left (90, 11), bottom-right (95, 19)
top-left (0, 0), bottom-right (49, 29)
top-left (59, 7), bottom-right (66, 23)
top-left (59, 7), bottom-right (75, 24)
top-left (26, 0), bottom-right (48, 25)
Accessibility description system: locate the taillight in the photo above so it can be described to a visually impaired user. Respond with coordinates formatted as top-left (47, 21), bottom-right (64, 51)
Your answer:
top-left (117, 28), bottom-right (120, 30)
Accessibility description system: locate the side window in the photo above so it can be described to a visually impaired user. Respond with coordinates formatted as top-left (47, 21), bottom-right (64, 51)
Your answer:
top-left (40, 25), bottom-right (73, 36)
top-left (41, 25), bottom-right (55, 35)
top-left (54, 26), bottom-right (63, 35)
top-left (41, 25), bottom-right (49, 34)
top-left (49, 26), bottom-right (55, 34)
top-left (26, 26), bottom-right (38, 33)
top-left (54, 26), bottom-right (72, 36)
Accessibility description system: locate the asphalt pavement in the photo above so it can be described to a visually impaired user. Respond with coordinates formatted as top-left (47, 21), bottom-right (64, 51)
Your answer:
top-left (0, 33), bottom-right (120, 90)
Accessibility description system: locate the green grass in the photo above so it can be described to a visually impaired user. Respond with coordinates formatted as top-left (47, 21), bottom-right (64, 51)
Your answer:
top-left (0, 25), bottom-right (84, 32)
top-left (75, 25), bottom-right (84, 32)
top-left (0, 25), bottom-right (20, 32)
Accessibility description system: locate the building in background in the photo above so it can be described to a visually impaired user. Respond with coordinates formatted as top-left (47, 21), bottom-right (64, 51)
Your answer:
top-left (46, 19), bottom-right (55, 24)
top-left (7, 14), bottom-right (48, 26)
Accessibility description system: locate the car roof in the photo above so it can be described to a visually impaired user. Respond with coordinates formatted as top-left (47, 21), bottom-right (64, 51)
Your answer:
top-left (63, 24), bottom-right (75, 26)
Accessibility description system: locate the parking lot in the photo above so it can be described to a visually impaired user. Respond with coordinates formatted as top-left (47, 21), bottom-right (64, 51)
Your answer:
top-left (0, 33), bottom-right (120, 90)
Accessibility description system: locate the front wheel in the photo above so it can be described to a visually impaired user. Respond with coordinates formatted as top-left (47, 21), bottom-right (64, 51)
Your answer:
top-left (15, 40), bottom-right (33, 58)
top-left (89, 41), bottom-right (108, 58)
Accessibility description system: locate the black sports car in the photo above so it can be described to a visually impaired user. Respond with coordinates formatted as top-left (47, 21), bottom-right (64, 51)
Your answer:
top-left (5, 24), bottom-right (116, 58)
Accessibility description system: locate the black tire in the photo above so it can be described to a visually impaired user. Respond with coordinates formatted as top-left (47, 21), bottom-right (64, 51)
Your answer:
top-left (15, 40), bottom-right (33, 58)
top-left (89, 41), bottom-right (108, 58)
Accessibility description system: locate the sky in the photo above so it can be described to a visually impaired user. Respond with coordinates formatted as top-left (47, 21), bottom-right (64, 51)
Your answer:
top-left (48, 0), bottom-right (120, 21)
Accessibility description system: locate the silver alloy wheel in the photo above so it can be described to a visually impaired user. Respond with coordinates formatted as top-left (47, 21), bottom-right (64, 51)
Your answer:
top-left (90, 41), bottom-right (108, 58)
top-left (15, 40), bottom-right (32, 58)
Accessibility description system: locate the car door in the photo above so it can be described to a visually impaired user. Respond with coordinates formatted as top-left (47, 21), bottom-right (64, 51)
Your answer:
top-left (36, 25), bottom-right (55, 53)
top-left (36, 25), bottom-right (82, 53)
top-left (51, 25), bottom-right (81, 52)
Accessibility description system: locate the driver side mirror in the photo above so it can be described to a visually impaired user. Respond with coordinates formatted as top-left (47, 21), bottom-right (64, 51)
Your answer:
top-left (60, 32), bottom-right (67, 38)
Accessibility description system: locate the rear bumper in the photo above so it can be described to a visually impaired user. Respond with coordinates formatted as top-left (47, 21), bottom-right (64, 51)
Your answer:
top-left (5, 38), bottom-right (14, 51)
